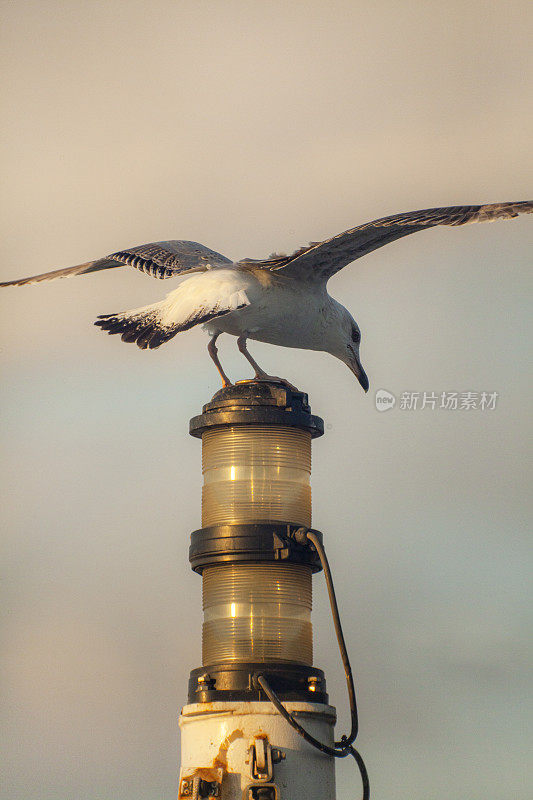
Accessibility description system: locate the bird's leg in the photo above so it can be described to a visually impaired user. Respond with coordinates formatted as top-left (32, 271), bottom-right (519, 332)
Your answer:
top-left (237, 335), bottom-right (268, 377)
top-left (208, 333), bottom-right (232, 387)
top-left (237, 336), bottom-right (296, 388)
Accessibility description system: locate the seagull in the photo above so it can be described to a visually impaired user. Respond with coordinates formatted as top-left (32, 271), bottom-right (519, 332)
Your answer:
top-left (1, 202), bottom-right (531, 390)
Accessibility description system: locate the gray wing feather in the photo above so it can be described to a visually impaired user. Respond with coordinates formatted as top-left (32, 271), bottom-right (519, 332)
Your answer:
top-left (0, 240), bottom-right (232, 287)
top-left (269, 202), bottom-right (533, 283)
top-left (0, 259), bottom-right (120, 287)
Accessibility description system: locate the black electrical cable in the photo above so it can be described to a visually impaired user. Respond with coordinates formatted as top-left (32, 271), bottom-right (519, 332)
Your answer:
top-left (256, 675), bottom-right (369, 800)
top-left (347, 745), bottom-right (370, 799)
top-left (255, 529), bottom-right (370, 799)
top-left (306, 529), bottom-right (359, 747)
top-left (256, 672), bottom-right (346, 758)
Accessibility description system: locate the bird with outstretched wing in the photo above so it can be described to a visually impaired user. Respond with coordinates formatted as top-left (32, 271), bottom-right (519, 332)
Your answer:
top-left (2, 202), bottom-right (531, 390)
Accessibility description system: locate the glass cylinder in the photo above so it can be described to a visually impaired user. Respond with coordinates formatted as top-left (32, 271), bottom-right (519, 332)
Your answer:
top-left (201, 425), bottom-right (312, 527)
top-left (202, 563), bottom-right (313, 666)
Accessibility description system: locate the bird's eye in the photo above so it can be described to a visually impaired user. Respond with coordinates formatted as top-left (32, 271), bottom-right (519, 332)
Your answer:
top-left (351, 328), bottom-right (361, 343)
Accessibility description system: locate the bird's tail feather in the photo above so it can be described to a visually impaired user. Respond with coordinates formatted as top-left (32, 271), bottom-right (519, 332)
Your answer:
top-left (95, 276), bottom-right (251, 350)
top-left (95, 299), bottom-right (180, 350)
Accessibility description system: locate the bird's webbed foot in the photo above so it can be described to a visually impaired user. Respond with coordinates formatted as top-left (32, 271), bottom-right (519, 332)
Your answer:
top-left (251, 372), bottom-right (298, 390)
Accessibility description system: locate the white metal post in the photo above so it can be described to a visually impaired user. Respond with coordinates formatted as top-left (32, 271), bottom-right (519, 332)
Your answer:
top-left (178, 701), bottom-right (336, 799)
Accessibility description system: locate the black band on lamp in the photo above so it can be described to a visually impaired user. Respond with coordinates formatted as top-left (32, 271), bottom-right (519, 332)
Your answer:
top-left (189, 380), bottom-right (324, 439)
top-left (189, 523), bottom-right (324, 572)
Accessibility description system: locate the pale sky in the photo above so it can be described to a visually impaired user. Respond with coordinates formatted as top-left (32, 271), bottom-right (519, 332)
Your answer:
top-left (1, 2), bottom-right (532, 799)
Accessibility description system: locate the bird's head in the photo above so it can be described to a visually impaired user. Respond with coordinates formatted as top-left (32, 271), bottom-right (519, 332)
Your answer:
top-left (327, 304), bottom-right (369, 392)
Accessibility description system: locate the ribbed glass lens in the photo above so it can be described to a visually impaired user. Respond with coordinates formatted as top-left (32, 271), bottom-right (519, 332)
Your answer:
top-left (202, 564), bottom-right (313, 665)
top-left (201, 426), bottom-right (311, 527)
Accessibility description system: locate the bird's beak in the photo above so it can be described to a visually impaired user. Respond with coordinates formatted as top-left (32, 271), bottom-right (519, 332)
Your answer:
top-left (346, 349), bottom-right (369, 392)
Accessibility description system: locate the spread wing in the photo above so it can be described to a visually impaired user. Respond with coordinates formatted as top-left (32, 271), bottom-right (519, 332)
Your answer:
top-left (267, 202), bottom-right (533, 283)
top-left (0, 240), bottom-right (232, 287)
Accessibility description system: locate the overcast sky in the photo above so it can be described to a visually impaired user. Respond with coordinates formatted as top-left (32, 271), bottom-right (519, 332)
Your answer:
top-left (1, 3), bottom-right (532, 799)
